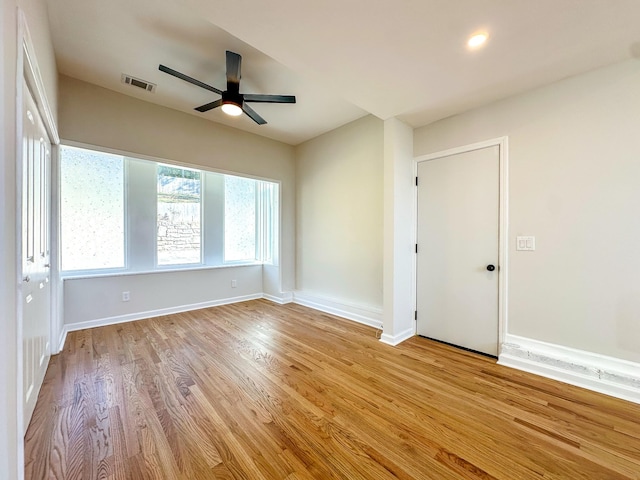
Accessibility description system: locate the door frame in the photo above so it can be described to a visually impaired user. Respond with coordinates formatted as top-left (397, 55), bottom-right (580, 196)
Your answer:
top-left (15, 6), bottom-right (60, 467)
top-left (413, 137), bottom-right (509, 351)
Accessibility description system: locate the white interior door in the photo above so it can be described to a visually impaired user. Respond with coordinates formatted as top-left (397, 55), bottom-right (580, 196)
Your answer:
top-left (416, 145), bottom-right (499, 356)
top-left (21, 79), bottom-right (52, 431)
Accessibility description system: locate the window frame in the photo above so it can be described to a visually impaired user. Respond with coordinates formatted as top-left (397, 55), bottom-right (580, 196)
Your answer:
top-left (59, 144), bottom-right (128, 275)
top-left (222, 174), bottom-right (258, 265)
top-left (155, 162), bottom-right (204, 268)
top-left (59, 141), bottom-right (279, 278)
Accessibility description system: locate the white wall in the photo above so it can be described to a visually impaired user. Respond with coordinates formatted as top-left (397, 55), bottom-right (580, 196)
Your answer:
top-left (295, 115), bottom-right (384, 311)
top-left (63, 266), bottom-right (263, 328)
top-left (414, 59), bottom-right (640, 364)
top-left (58, 75), bottom-right (296, 320)
top-left (1, 0), bottom-right (57, 477)
top-left (382, 118), bottom-right (415, 345)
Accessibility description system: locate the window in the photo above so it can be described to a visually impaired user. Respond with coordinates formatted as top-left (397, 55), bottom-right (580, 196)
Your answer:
top-left (60, 146), bottom-right (125, 271)
top-left (224, 175), bottom-right (256, 262)
top-left (157, 164), bottom-right (201, 265)
top-left (59, 145), bottom-right (279, 274)
top-left (257, 181), bottom-right (278, 264)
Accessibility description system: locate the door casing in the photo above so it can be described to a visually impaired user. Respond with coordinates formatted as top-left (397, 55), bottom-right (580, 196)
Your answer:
top-left (413, 137), bottom-right (509, 353)
top-left (16, 7), bottom-right (60, 455)
top-left (21, 78), bottom-right (52, 429)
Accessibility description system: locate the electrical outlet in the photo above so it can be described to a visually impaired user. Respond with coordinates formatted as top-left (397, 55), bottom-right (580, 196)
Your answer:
top-left (122, 291), bottom-right (130, 302)
top-left (231, 280), bottom-right (237, 288)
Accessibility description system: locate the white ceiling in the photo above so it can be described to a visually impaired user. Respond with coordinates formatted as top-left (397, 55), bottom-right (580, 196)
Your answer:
top-left (46, 0), bottom-right (640, 145)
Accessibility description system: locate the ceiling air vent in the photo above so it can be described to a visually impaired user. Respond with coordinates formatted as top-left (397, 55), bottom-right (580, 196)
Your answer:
top-left (121, 74), bottom-right (156, 93)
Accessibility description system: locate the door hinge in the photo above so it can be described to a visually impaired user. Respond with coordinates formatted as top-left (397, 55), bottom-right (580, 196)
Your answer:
top-left (414, 310), bottom-right (417, 321)
top-left (415, 244), bottom-right (418, 254)
top-left (415, 176), bottom-right (418, 186)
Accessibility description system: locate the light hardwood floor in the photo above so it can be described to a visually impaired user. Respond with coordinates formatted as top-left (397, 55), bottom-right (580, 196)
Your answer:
top-left (25, 300), bottom-right (640, 479)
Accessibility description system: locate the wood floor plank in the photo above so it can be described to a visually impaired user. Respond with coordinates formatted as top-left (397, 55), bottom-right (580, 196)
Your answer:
top-left (25, 299), bottom-right (640, 479)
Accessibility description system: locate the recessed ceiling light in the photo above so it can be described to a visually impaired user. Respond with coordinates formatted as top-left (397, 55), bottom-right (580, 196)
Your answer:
top-left (468, 32), bottom-right (489, 49)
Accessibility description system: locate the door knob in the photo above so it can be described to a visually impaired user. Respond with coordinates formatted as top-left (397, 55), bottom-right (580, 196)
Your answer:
top-left (486, 265), bottom-right (496, 272)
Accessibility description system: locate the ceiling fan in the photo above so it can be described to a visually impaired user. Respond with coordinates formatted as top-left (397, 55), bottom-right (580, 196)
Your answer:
top-left (159, 51), bottom-right (296, 125)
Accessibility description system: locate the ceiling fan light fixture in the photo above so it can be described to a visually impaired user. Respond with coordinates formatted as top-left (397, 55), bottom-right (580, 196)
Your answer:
top-left (221, 101), bottom-right (243, 116)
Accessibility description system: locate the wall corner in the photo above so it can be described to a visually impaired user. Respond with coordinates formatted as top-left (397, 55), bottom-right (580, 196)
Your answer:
top-left (382, 118), bottom-right (416, 343)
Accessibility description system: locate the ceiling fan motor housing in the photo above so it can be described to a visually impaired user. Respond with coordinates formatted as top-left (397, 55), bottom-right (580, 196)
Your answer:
top-left (222, 90), bottom-right (243, 107)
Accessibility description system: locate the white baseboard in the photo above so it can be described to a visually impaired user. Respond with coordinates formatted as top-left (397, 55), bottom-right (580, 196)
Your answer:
top-left (292, 291), bottom-right (383, 329)
top-left (498, 334), bottom-right (640, 405)
top-left (56, 327), bottom-right (67, 354)
top-left (263, 291), bottom-right (293, 304)
top-left (379, 326), bottom-right (415, 346)
top-left (63, 293), bottom-right (263, 335)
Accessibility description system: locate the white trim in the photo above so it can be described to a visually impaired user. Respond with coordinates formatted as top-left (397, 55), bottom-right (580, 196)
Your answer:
top-left (413, 136), bottom-right (509, 350)
top-left (18, 13), bottom-right (58, 145)
top-left (263, 291), bottom-right (293, 304)
top-left (498, 334), bottom-right (640, 405)
top-left (380, 327), bottom-right (415, 346)
top-left (63, 293), bottom-right (263, 334)
top-left (15, 17), bottom-right (26, 476)
top-left (414, 137), bottom-right (506, 162)
top-left (50, 143), bottom-right (64, 354)
top-left (293, 291), bottom-right (383, 329)
top-left (56, 326), bottom-right (67, 354)
top-left (498, 137), bottom-right (509, 349)
top-left (15, 11), bottom-right (60, 478)
top-left (17, 12), bottom-right (61, 346)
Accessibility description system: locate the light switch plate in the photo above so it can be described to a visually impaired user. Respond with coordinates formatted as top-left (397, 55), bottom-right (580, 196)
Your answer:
top-left (516, 236), bottom-right (535, 251)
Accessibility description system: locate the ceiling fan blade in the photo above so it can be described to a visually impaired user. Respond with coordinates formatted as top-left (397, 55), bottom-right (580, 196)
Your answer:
top-left (195, 99), bottom-right (223, 112)
top-left (226, 51), bottom-right (242, 89)
top-left (243, 94), bottom-right (296, 104)
top-left (159, 64), bottom-right (223, 95)
top-left (242, 103), bottom-right (267, 125)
